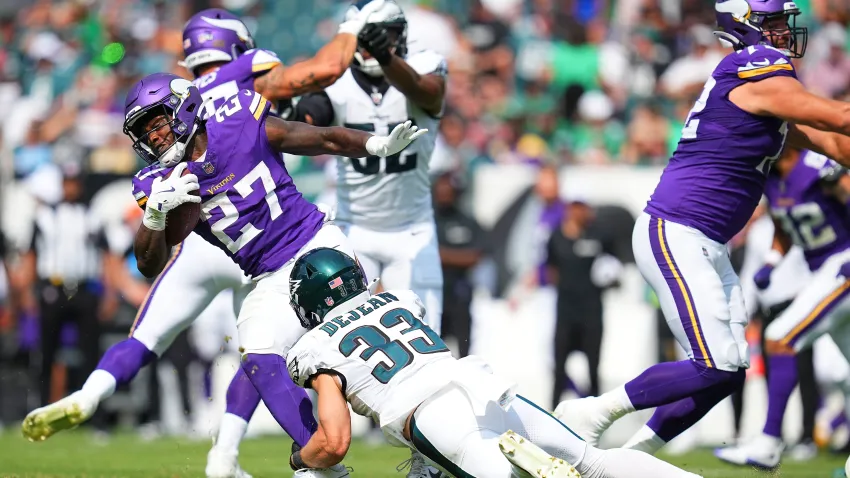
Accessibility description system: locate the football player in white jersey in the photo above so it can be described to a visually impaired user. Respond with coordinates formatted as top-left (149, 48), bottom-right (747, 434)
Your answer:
top-left (293, 0), bottom-right (445, 337)
top-left (283, 247), bottom-right (703, 478)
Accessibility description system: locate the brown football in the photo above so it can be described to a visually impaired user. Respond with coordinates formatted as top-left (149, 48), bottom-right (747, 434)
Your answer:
top-left (163, 166), bottom-right (200, 247)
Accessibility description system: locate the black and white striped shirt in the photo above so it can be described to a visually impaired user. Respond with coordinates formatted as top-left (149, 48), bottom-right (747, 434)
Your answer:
top-left (30, 202), bottom-right (106, 283)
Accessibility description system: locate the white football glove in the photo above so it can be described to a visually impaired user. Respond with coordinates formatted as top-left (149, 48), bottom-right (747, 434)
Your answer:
top-left (142, 162), bottom-right (201, 231)
top-left (365, 121), bottom-right (428, 158)
top-left (338, 0), bottom-right (387, 36)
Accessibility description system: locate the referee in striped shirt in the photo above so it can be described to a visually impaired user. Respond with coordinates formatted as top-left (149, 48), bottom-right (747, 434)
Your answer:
top-left (21, 163), bottom-right (109, 407)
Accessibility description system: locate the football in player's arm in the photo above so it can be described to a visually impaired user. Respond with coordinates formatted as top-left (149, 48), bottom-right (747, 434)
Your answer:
top-left (132, 92), bottom-right (425, 279)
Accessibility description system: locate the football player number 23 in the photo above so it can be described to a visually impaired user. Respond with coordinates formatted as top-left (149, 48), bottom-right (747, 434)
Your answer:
top-left (344, 122), bottom-right (418, 175)
top-left (200, 161), bottom-right (283, 253)
top-left (339, 308), bottom-right (448, 383)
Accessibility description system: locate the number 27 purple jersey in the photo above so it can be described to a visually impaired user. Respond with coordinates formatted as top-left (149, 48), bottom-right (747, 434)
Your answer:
top-left (646, 45), bottom-right (797, 244)
top-left (131, 90), bottom-right (324, 278)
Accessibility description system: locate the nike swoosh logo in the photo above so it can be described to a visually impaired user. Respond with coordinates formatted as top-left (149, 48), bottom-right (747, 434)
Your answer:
top-left (162, 186), bottom-right (175, 193)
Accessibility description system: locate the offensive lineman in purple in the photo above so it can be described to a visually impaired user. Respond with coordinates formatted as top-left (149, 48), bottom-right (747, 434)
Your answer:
top-left (554, 0), bottom-right (850, 456)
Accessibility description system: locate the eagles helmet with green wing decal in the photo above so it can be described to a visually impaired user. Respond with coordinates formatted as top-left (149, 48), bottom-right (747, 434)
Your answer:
top-left (289, 248), bottom-right (369, 329)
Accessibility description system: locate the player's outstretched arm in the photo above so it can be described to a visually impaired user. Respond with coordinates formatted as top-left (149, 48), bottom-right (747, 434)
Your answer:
top-left (254, 0), bottom-right (387, 100)
top-left (731, 77), bottom-right (850, 164)
top-left (730, 76), bottom-right (850, 134)
top-left (290, 374), bottom-right (351, 470)
top-left (788, 124), bottom-right (850, 166)
top-left (265, 115), bottom-right (426, 158)
top-left (359, 25), bottom-right (446, 116)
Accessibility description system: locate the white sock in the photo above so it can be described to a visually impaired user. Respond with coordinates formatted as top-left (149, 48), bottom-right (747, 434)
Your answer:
top-left (578, 446), bottom-right (702, 478)
top-left (623, 425), bottom-right (667, 454)
top-left (81, 370), bottom-right (117, 402)
top-left (215, 413), bottom-right (249, 453)
top-left (600, 385), bottom-right (636, 420)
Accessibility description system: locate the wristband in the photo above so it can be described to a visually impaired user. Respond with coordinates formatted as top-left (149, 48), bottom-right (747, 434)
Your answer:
top-left (142, 207), bottom-right (167, 231)
top-left (763, 249), bottom-right (783, 267)
top-left (290, 450), bottom-right (307, 471)
top-left (365, 135), bottom-right (383, 156)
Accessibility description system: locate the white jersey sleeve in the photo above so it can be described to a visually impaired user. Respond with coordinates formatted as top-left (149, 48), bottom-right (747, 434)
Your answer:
top-left (406, 49), bottom-right (448, 78)
top-left (287, 334), bottom-right (322, 388)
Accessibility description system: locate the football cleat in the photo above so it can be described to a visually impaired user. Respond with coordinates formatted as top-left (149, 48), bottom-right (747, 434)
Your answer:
top-left (499, 430), bottom-right (580, 478)
top-left (21, 391), bottom-right (98, 442)
top-left (553, 397), bottom-right (611, 447)
top-left (397, 451), bottom-right (443, 477)
top-left (714, 433), bottom-right (784, 469)
top-left (205, 446), bottom-right (253, 478)
top-left (293, 464), bottom-right (351, 477)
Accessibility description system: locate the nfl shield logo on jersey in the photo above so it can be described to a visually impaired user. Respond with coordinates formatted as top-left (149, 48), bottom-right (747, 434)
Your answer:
top-left (325, 297), bottom-right (335, 306)
top-left (203, 162), bottom-right (215, 174)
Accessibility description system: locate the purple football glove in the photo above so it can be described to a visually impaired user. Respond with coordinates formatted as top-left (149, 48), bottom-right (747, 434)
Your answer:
top-left (753, 264), bottom-right (774, 290)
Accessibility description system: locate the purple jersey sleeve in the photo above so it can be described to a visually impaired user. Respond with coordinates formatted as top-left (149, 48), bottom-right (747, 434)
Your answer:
top-left (131, 165), bottom-right (170, 209)
top-left (230, 49), bottom-right (282, 80)
top-left (727, 45), bottom-right (797, 83)
top-left (205, 89), bottom-right (273, 161)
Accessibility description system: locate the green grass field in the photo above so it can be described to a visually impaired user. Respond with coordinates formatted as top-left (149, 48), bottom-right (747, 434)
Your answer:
top-left (0, 429), bottom-right (847, 477)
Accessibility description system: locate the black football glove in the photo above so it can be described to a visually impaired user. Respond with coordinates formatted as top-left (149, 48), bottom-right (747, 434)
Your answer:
top-left (358, 23), bottom-right (394, 66)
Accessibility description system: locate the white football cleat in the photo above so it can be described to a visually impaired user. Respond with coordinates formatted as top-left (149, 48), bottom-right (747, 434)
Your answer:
top-left (398, 451), bottom-right (443, 477)
top-left (293, 464), bottom-right (351, 477)
top-left (21, 391), bottom-right (98, 441)
top-left (499, 430), bottom-right (580, 478)
top-left (205, 447), bottom-right (253, 478)
top-left (714, 433), bottom-right (784, 469)
top-left (553, 397), bottom-right (611, 447)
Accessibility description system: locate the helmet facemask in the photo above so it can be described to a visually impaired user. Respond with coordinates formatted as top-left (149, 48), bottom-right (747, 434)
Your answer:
top-left (756, 10), bottom-right (807, 58)
top-left (123, 92), bottom-right (201, 167)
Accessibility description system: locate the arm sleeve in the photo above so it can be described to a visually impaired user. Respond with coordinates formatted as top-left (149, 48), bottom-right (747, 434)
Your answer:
top-left (292, 92), bottom-right (335, 126)
top-left (287, 338), bottom-right (319, 388)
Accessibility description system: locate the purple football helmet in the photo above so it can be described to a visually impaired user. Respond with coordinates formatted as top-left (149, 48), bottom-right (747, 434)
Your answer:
top-left (122, 73), bottom-right (204, 167)
top-left (714, 0), bottom-right (807, 58)
top-left (181, 8), bottom-right (255, 75)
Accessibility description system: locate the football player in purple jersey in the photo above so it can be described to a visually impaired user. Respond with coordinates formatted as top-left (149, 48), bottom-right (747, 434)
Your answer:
top-left (716, 148), bottom-right (850, 468)
top-left (21, 4), bottom-right (392, 478)
top-left (554, 0), bottom-right (850, 455)
top-left (22, 72), bottom-right (423, 478)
